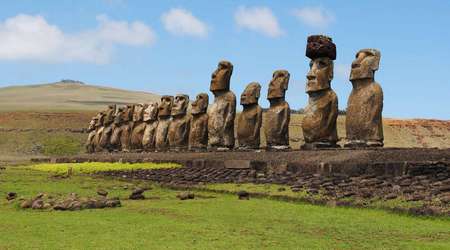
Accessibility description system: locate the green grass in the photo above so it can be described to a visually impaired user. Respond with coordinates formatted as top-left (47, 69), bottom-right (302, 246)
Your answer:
top-left (0, 166), bottom-right (449, 249)
top-left (30, 162), bottom-right (181, 174)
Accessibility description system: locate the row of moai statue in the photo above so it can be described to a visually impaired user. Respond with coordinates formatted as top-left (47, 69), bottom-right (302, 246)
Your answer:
top-left (86, 35), bottom-right (384, 153)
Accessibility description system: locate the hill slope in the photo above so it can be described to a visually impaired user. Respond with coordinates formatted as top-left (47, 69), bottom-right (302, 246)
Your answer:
top-left (0, 80), bottom-right (160, 111)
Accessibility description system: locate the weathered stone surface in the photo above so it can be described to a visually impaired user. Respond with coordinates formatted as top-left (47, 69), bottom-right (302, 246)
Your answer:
top-left (98, 105), bottom-right (116, 152)
top-left (168, 94), bottom-right (190, 150)
top-left (93, 112), bottom-right (105, 152)
top-left (130, 103), bottom-right (146, 150)
top-left (110, 107), bottom-right (124, 150)
top-left (302, 35), bottom-right (339, 149)
top-left (85, 115), bottom-right (99, 153)
top-left (306, 35), bottom-right (336, 60)
top-left (208, 61), bottom-right (236, 149)
top-left (265, 70), bottom-right (290, 149)
top-left (237, 82), bottom-right (262, 149)
top-left (119, 105), bottom-right (134, 152)
top-left (142, 102), bottom-right (159, 151)
top-left (155, 96), bottom-right (173, 151)
top-left (345, 49), bottom-right (384, 148)
top-left (177, 192), bottom-right (195, 200)
top-left (189, 93), bottom-right (209, 151)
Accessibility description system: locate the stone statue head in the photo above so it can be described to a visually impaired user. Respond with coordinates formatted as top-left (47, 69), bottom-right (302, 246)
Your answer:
top-left (191, 93), bottom-right (209, 115)
top-left (171, 94), bottom-right (189, 116)
top-left (306, 57), bottom-right (333, 93)
top-left (305, 35), bottom-right (336, 94)
top-left (88, 116), bottom-right (98, 131)
top-left (104, 104), bottom-right (116, 124)
top-left (268, 70), bottom-right (290, 100)
top-left (158, 95), bottom-right (174, 117)
top-left (350, 48), bottom-right (381, 81)
top-left (241, 82), bottom-right (261, 105)
top-left (132, 103), bottom-right (145, 122)
top-left (210, 60), bottom-right (233, 92)
top-left (122, 104), bottom-right (134, 122)
top-left (114, 107), bottom-right (124, 125)
top-left (95, 112), bottom-right (105, 127)
top-left (143, 102), bottom-right (158, 121)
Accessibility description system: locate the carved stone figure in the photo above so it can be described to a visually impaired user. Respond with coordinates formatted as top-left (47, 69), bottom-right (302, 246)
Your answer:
top-left (302, 35), bottom-right (339, 149)
top-left (86, 115), bottom-right (99, 153)
top-left (119, 104), bottom-right (134, 152)
top-left (155, 96), bottom-right (173, 151)
top-left (142, 102), bottom-right (159, 151)
top-left (98, 104), bottom-right (116, 152)
top-left (93, 112), bottom-right (105, 152)
top-left (237, 82), bottom-right (262, 149)
top-left (345, 49), bottom-right (384, 148)
top-left (168, 94), bottom-right (190, 150)
top-left (265, 70), bottom-right (291, 150)
top-left (130, 103), bottom-right (146, 150)
top-left (189, 93), bottom-right (209, 151)
top-left (110, 107), bottom-right (124, 151)
top-left (207, 60), bottom-right (236, 150)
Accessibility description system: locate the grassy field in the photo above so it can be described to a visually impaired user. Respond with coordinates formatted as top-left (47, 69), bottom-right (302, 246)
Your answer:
top-left (1, 165), bottom-right (449, 249)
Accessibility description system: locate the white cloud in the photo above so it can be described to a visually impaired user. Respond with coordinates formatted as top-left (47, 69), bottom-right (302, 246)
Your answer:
top-left (335, 64), bottom-right (350, 80)
top-left (292, 6), bottom-right (334, 28)
top-left (161, 8), bottom-right (208, 38)
top-left (0, 14), bottom-right (156, 64)
top-left (234, 6), bottom-right (283, 38)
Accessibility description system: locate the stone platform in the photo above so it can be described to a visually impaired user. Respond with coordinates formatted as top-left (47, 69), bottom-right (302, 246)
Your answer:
top-left (37, 148), bottom-right (450, 177)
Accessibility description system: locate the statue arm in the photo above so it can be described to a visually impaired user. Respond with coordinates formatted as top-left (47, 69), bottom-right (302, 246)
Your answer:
top-left (254, 107), bottom-right (263, 139)
top-left (224, 97), bottom-right (236, 130)
top-left (280, 105), bottom-right (290, 135)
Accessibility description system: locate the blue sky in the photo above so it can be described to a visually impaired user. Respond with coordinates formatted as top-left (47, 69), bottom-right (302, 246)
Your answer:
top-left (0, 0), bottom-right (449, 119)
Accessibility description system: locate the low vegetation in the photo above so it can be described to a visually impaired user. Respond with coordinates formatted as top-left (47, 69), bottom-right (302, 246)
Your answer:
top-left (30, 162), bottom-right (180, 174)
top-left (0, 165), bottom-right (449, 249)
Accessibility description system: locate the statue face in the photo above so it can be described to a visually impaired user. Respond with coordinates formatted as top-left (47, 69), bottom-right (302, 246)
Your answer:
top-left (191, 93), bottom-right (209, 115)
top-left (350, 49), bottom-right (381, 81)
top-left (132, 104), bottom-right (145, 122)
top-left (171, 94), bottom-right (189, 116)
top-left (114, 107), bottom-right (124, 124)
top-left (210, 61), bottom-right (233, 92)
top-left (88, 117), bottom-right (97, 131)
top-left (268, 70), bottom-right (290, 99)
top-left (143, 102), bottom-right (158, 121)
top-left (104, 104), bottom-right (116, 124)
top-left (158, 95), bottom-right (173, 117)
top-left (122, 105), bottom-right (134, 122)
top-left (306, 57), bottom-right (333, 93)
top-left (95, 112), bottom-right (105, 127)
top-left (241, 82), bottom-right (261, 105)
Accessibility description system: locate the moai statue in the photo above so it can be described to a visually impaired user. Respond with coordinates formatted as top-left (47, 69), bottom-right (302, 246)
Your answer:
top-left (130, 103), bottom-right (146, 150)
top-left (301, 35), bottom-right (339, 149)
top-left (93, 112), bottom-right (105, 152)
top-left (237, 82), bottom-right (262, 149)
top-left (155, 95), bottom-right (173, 151)
top-left (118, 104), bottom-right (134, 152)
top-left (86, 115), bottom-right (99, 153)
top-left (142, 102), bottom-right (159, 151)
top-left (207, 60), bottom-right (236, 150)
top-left (345, 49), bottom-right (384, 148)
top-left (98, 104), bottom-right (116, 152)
top-left (168, 94), bottom-right (190, 151)
top-left (110, 106), bottom-right (124, 151)
top-left (188, 93), bottom-right (209, 151)
top-left (265, 70), bottom-right (291, 150)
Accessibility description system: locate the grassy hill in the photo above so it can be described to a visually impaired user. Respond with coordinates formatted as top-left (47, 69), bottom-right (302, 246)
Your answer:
top-left (0, 80), bottom-right (160, 111)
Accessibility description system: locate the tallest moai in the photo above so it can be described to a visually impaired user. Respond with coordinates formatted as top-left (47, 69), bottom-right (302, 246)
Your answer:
top-left (301, 35), bottom-right (339, 149)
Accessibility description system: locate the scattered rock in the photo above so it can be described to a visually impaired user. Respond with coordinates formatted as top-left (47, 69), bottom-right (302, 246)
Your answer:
top-left (20, 199), bottom-right (33, 209)
top-left (177, 192), bottom-right (195, 200)
top-left (129, 187), bottom-right (146, 200)
top-left (97, 189), bottom-right (108, 197)
top-left (6, 192), bottom-right (17, 201)
top-left (277, 187), bottom-right (286, 192)
top-left (237, 190), bottom-right (250, 200)
top-left (31, 199), bottom-right (44, 209)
